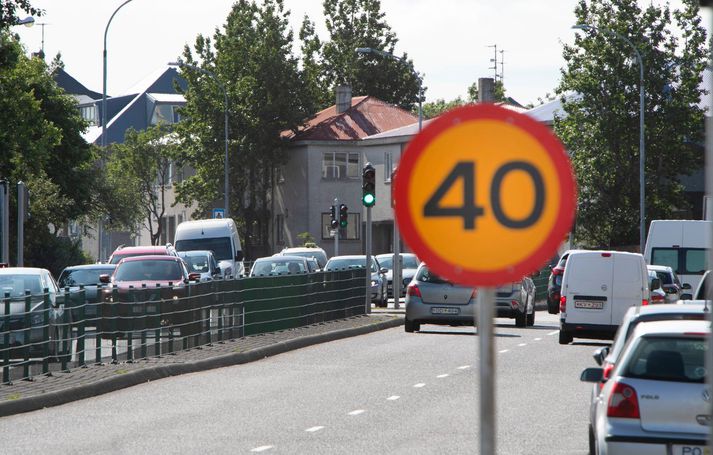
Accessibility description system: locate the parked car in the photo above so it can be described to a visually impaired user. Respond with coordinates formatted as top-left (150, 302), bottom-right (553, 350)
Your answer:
top-left (174, 218), bottom-right (245, 278)
top-left (0, 267), bottom-right (71, 359)
top-left (559, 250), bottom-right (649, 345)
top-left (277, 247), bottom-right (328, 270)
top-left (108, 244), bottom-right (178, 265)
top-left (375, 253), bottom-right (420, 299)
top-left (57, 263), bottom-right (116, 320)
top-left (249, 255), bottom-right (313, 277)
top-left (647, 269), bottom-right (666, 304)
top-left (100, 256), bottom-right (201, 337)
top-left (404, 263), bottom-right (477, 333)
top-left (324, 255), bottom-right (388, 307)
top-left (581, 319), bottom-right (709, 455)
top-left (495, 275), bottom-right (537, 327)
top-left (647, 264), bottom-right (681, 303)
top-left (177, 250), bottom-right (221, 282)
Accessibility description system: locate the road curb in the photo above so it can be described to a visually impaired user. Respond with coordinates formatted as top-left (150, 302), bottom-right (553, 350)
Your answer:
top-left (0, 316), bottom-right (403, 417)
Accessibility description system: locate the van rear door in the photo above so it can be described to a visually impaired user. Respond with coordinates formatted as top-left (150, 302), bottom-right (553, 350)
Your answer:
top-left (565, 253), bottom-right (612, 326)
top-left (611, 254), bottom-right (644, 325)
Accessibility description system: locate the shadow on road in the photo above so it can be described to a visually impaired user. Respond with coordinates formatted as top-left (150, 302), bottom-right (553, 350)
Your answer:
top-left (416, 329), bottom-right (521, 338)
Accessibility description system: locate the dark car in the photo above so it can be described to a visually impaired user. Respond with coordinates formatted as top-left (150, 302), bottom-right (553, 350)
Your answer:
top-left (547, 250), bottom-right (579, 314)
top-left (100, 256), bottom-right (200, 337)
top-left (0, 267), bottom-right (71, 360)
top-left (58, 264), bottom-right (116, 320)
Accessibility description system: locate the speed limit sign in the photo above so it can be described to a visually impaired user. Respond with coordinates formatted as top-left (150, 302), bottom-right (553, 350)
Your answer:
top-left (394, 104), bottom-right (576, 286)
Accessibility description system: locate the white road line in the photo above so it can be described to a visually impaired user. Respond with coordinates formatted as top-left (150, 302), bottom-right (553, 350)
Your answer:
top-left (348, 409), bottom-right (366, 416)
top-left (305, 426), bottom-right (324, 433)
top-left (387, 395), bottom-right (400, 401)
top-left (518, 343), bottom-right (527, 347)
top-left (437, 374), bottom-right (449, 378)
top-left (548, 331), bottom-right (559, 336)
top-left (534, 338), bottom-right (542, 341)
top-left (499, 349), bottom-right (509, 353)
top-left (251, 446), bottom-right (274, 452)
top-left (414, 383), bottom-right (426, 388)
top-left (457, 365), bottom-right (471, 370)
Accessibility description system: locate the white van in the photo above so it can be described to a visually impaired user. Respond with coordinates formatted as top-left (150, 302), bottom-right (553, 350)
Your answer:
top-left (559, 250), bottom-right (649, 345)
top-left (644, 220), bottom-right (711, 294)
top-left (174, 218), bottom-right (245, 278)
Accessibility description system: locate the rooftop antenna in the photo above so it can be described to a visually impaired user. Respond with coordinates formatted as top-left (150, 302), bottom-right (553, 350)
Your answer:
top-left (499, 49), bottom-right (505, 85)
top-left (487, 44), bottom-right (499, 81)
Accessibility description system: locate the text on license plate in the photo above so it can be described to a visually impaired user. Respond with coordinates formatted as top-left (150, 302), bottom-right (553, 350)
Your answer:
top-left (431, 307), bottom-right (459, 315)
top-left (672, 444), bottom-right (709, 455)
top-left (574, 300), bottom-right (604, 309)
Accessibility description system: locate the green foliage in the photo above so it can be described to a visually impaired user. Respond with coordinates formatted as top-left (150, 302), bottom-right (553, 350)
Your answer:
top-left (0, 33), bottom-right (98, 270)
top-left (555, 0), bottom-right (707, 247)
top-left (176, 0), bottom-right (313, 257)
top-left (301, 0), bottom-right (423, 111)
top-left (105, 125), bottom-right (179, 245)
top-left (421, 97), bottom-right (467, 119)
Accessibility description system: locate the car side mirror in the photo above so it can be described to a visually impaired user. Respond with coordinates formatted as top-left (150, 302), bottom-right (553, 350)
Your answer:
top-left (592, 346), bottom-right (609, 366)
top-left (235, 251), bottom-right (244, 261)
top-left (99, 274), bottom-right (111, 284)
top-left (380, 268), bottom-right (388, 274)
top-left (580, 367), bottom-right (604, 383)
top-left (681, 293), bottom-right (693, 300)
top-left (682, 283), bottom-right (692, 290)
top-left (214, 267), bottom-right (221, 275)
top-left (188, 272), bottom-right (201, 282)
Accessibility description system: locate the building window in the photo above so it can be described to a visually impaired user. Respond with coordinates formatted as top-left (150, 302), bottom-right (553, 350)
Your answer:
top-left (276, 214), bottom-right (284, 244)
top-left (80, 105), bottom-right (96, 125)
top-left (321, 212), bottom-right (360, 240)
top-left (322, 152), bottom-right (359, 180)
top-left (151, 104), bottom-right (181, 125)
top-left (384, 151), bottom-right (393, 182)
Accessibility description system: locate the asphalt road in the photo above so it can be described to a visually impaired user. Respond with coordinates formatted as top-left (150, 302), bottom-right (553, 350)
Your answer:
top-left (0, 311), bottom-right (605, 454)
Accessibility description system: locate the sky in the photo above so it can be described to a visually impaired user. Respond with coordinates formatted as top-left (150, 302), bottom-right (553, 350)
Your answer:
top-left (11, 0), bottom-right (707, 107)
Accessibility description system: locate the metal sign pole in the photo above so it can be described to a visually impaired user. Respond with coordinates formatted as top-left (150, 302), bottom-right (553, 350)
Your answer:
top-left (366, 205), bottom-right (372, 314)
top-left (477, 286), bottom-right (496, 454)
top-left (393, 218), bottom-right (401, 309)
top-left (334, 197), bottom-right (339, 257)
top-left (0, 180), bottom-right (8, 265)
top-left (17, 181), bottom-right (24, 267)
top-left (705, 15), bottom-right (713, 448)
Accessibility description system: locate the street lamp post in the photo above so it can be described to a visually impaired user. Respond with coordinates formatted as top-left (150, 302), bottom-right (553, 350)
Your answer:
top-left (168, 61), bottom-right (230, 217)
top-left (15, 16), bottom-right (35, 27)
top-left (572, 24), bottom-right (646, 252)
top-left (355, 47), bottom-right (423, 309)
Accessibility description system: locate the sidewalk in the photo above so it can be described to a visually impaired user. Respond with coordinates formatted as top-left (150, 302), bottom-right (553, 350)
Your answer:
top-left (0, 313), bottom-right (403, 417)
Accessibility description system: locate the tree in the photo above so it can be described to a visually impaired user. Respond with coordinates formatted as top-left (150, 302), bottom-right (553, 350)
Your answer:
top-left (300, 0), bottom-right (423, 111)
top-left (555, 0), bottom-right (707, 248)
top-left (175, 0), bottom-right (313, 258)
top-left (105, 125), bottom-right (179, 246)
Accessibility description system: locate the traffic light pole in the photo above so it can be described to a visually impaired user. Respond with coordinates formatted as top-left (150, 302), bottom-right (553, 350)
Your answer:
top-left (0, 180), bottom-right (8, 265)
top-left (333, 197), bottom-right (339, 256)
top-left (366, 205), bottom-right (372, 314)
top-left (17, 181), bottom-right (25, 267)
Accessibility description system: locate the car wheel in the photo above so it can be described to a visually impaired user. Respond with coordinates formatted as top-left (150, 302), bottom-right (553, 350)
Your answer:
top-left (547, 299), bottom-right (559, 315)
top-left (404, 318), bottom-right (420, 333)
top-left (588, 425), bottom-right (595, 455)
top-left (515, 310), bottom-right (527, 328)
top-left (559, 329), bottom-right (573, 345)
top-left (526, 309), bottom-right (535, 326)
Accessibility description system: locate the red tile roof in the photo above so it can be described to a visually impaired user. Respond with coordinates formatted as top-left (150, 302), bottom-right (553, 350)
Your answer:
top-left (282, 96), bottom-right (418, 142)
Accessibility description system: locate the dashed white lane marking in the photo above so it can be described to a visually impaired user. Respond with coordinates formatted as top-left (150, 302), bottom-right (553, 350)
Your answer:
top-left (414, 383), bottom-right (426, 388)
top-left (437, 374), bottom-right (449, 378)
top-left (348, 409), bottom-right (366, 416)
top-left (534, 338), bottom-right (542, 341)
top-left (305, 426), bottom-right (324, 433)
top-left (548, 331), bottom-right (559, 336)
top-left (518, 343), bottom-right (527, 347)
top-left (387, 395), bottom-right (400, 401)
top-left (251, 446), bottom-right (274, 452)
top-left (499, 349), bottom-right (509, 353)
top-left (457, 365), bottom-right (471, 370)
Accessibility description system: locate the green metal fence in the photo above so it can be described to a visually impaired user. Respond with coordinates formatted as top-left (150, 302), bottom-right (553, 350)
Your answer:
top-left (0, 269), bottom-right (366, 385)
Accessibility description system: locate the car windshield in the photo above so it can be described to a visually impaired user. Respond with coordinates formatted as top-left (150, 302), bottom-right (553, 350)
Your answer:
top-left (622, 336), bottom-right (706, 383)
top-left (114, 260), bottom-right (183, 282)
top-left (182, 255), bottom-right (210, 273)
top-left (0, 274), bottom-right (42, 297)
top-left (251, 259), bottom-right (306, 275)
top-left (58, 269), bottom-right (113, 287)
top-left (325, 258), bottom-right (377, 272)
top-left (175, 238), bottom-right (232, 261)
top-left (415, 267), bottom-right (450, 284)
top-left (653, 270), bottom-right (673, 285)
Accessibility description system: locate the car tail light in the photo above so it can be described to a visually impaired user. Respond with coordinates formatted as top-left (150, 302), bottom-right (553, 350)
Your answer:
top-left (551, 267), bottom-right (563, 276)
top-left (599, 363), bottom-right (614, 391)
top-left (559, 296), bottom-right (566, 312)
top-left (651, 294), bottom-right (664, 303)
top-left (407, 284), bottom-right (422, 298)
top-left (511, 300), bottom-right (518, 309)
top-left (607, 381), bottom-right (640, 419)
top-left (641, 299), bottom-right (649, 306)
top-left (552, 291), bottom-right (560, 301)
top-left (601, 252), bottom-right (611, 257)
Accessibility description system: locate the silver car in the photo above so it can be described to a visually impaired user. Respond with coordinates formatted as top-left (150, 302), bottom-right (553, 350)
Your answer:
top-left (178, 250), bottom-right (222, 282)
top-left (404, 263), bottom-right (477, 332)
top-left (648, 265), bottom-right (681, 303)
top-left (323, 255), bottom-right (387, 306)
top-left (375, 253), bottom-right (419, 298)
top-left (495, 276), bottom-right (536, 327)
top-left (581, 319), bottom-right (709, 455)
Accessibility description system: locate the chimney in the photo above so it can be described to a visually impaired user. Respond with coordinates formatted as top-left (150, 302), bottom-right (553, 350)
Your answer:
top-left (336, 85), bottom-right (352, 113)
top-left (478, 78), bottom-right (495, 103)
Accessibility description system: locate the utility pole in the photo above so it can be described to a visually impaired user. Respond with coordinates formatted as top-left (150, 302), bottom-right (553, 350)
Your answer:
top-left (17, 181), bottom-right (26, 267)
top-left (0, 180), bottom-right (8, 265)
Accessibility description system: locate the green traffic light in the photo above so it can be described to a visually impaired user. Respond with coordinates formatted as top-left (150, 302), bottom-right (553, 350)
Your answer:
top-left (362, 193), bottom-right (375, 207)
top-left (340, 220), bottom-right (348, 228)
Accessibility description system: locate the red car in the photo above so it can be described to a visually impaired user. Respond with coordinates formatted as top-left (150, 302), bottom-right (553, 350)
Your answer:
top-left (107, 244), bottom-right (178, 265)
top-left (99, 255), bottom-right (201, 337)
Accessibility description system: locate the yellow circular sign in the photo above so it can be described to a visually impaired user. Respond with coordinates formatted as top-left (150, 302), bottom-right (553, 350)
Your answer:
top-left (394, 104), bottom-right (576, 286)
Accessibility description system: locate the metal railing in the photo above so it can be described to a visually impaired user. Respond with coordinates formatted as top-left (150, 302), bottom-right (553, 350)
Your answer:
top-left (0, 269), bottom-right (366, 385)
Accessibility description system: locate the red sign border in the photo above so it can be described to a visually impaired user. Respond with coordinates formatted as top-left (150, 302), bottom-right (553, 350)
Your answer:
top-left (394, 104), bottom-right (577, 286)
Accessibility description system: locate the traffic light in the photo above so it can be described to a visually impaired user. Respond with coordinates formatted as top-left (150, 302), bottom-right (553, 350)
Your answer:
top-left (362, 162), bottom-right (376, 207)
top-left (330, 205), bottom-right (338, 229)
top-left (339, 204), bottom-right (348, 228)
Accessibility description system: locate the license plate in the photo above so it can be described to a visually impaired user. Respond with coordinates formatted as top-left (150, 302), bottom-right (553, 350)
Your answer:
top-left (672, 444), bottom-right (709, 455)
top-left (431, 307), bottom-right (459, 315)
top-left (574, 300), bottom-right (604, 309)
